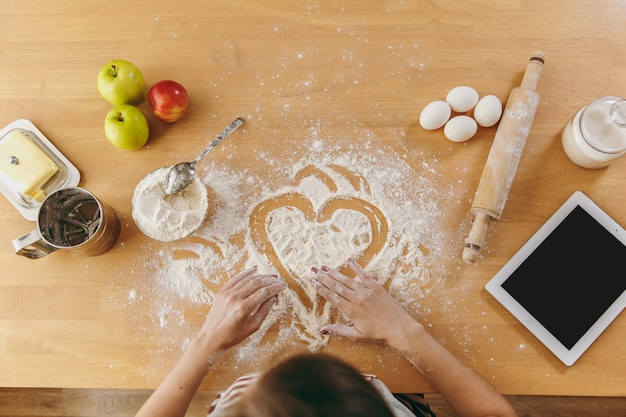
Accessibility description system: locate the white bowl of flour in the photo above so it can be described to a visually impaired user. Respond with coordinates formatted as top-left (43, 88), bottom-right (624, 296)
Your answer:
top-left (131, 167), bottom-right (209, 242)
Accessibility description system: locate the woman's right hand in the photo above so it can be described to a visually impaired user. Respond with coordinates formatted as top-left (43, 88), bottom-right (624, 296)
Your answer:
top-left (311, 258), bottom-right (421, 350)
top-left (313, 259), bottom-right (520, 417)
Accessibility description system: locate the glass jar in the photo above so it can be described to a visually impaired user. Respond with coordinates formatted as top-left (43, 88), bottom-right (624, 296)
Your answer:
top-left (562, 96), bottom-right (626, 169)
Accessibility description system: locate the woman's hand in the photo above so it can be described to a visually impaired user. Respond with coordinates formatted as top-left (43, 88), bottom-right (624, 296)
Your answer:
top-left (312, 259), bottom-right (520, 417)
top-left (311, 258), bottom-right (419, 349)
top-left (199, 266), bottom-right (287, 352)
top-left (134, 268), bottom-right (286, 417)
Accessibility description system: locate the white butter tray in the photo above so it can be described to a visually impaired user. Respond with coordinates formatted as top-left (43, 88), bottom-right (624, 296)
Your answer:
top-left (0, 119), bottom-right (80, 221)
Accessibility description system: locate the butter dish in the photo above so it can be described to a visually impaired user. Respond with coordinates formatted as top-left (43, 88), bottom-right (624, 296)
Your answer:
top-left (0, 119), bottom-right (80, 221)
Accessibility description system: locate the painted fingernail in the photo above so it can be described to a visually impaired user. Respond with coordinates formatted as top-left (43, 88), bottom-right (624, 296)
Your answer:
top-left (311, 267), bottom-right (319, 273)
top-left (320, 327), bottom-right (330, 335)
top-left (321, 265), bottom-right (329, 272)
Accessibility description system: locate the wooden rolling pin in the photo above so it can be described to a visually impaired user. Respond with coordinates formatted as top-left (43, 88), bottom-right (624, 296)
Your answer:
top-left (462, 52), bottom-right (545, 263)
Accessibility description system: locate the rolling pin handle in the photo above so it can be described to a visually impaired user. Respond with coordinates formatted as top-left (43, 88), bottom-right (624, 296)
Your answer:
top-left (462, 212), bottom-right (491, 263)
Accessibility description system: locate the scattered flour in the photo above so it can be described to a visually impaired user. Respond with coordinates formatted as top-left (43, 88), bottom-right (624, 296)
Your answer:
top-left (132, 125), bottom-right (466, 361)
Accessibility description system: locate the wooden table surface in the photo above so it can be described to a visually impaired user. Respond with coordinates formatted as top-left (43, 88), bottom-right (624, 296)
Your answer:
top-left (1, 0), bottom-right (625, 397)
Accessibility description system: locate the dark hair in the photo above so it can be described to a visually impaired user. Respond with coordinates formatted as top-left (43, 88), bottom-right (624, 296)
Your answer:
top-left (233, 353), bottom-right (395, 417)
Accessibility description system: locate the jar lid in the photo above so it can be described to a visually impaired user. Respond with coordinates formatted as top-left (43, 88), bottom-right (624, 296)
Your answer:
top-left (580, 96), bottom-right (626, 153)
top-left (0, 119), bottom-right (80, 220)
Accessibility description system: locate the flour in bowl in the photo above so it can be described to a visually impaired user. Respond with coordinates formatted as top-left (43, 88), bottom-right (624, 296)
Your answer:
top-left (132, 167), bottom-right (209, 242)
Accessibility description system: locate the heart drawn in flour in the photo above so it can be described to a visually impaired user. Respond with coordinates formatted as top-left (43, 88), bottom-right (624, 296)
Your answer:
top-left (248, 165), bottom-right (389, 331)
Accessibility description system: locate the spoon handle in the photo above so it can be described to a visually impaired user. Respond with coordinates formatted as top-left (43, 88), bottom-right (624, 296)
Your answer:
top-left (193, 117), bottom-right (245, 163)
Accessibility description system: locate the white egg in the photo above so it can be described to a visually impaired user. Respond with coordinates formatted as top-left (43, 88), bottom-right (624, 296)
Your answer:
top-left (444, 115), bottom-right (478, 142)
top-left (473, 95), bottom-right (503, 127)
top-left (446, 86), bottom-right (479, 113)
top-left (419, 100), bottom-right (451, 130)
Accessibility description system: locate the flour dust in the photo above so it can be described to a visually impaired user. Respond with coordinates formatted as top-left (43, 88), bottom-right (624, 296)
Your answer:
top-left (127, 125), bottom-right (469, 365)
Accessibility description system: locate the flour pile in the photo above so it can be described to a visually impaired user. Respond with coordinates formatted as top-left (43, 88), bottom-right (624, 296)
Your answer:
top-left (134, 126), bottom-right (465, 360)
top-left (132, 167), bottom-right (209, 242)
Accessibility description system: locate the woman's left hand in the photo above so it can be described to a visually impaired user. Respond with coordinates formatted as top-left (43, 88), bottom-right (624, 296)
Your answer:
top-left (199, 266), bottom-right (287, 352)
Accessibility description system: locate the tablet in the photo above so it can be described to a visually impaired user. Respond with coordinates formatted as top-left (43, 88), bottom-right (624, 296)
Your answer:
top-left (485, 191), bottom-right (626, 366)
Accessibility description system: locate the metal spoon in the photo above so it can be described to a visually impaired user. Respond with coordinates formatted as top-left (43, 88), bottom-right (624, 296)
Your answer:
top-left (162, 117), bottom-right (244, 194)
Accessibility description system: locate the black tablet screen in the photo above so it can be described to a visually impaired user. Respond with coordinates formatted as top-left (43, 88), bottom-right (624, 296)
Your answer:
top-left (501, 205), bottom-right (626, 350)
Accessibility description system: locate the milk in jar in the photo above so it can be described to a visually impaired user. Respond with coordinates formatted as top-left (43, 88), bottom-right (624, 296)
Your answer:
top-left (562, 96), bottom-right (626, 169)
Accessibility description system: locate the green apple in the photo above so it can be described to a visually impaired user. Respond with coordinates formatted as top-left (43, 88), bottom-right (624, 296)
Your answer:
top-left (97, 59), bottom-right (146, 105)
top-left (104, 104), bottom-right (150, 150)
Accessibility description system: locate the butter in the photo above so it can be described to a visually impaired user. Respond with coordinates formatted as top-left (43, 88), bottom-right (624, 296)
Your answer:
top-left (0, 130), bottom-right (59, 201)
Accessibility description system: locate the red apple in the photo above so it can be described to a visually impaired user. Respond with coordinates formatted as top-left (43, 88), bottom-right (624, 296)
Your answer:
top-left (148, 80), bottom-right (189, 123)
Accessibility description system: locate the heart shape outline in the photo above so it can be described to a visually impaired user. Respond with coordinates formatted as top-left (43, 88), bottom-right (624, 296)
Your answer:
top-left (249, 191), bottom-right (388, 315)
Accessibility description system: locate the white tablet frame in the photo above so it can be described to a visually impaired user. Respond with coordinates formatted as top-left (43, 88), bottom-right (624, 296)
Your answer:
top-left (485, 191), bottom-right (626, 366)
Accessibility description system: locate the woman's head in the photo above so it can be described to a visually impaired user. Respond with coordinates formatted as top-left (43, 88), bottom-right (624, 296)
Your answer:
top-left (231, 353), bottom-right (394, 417)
